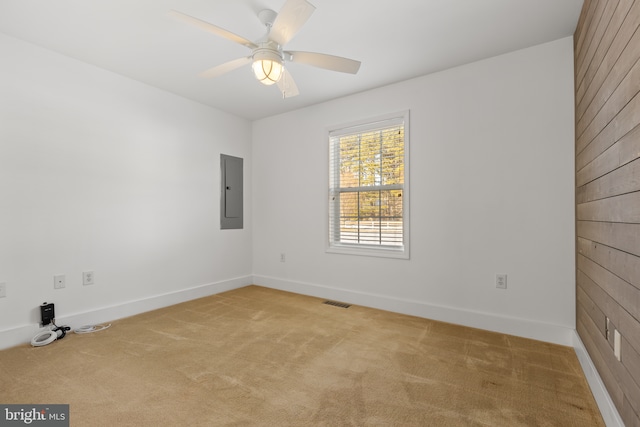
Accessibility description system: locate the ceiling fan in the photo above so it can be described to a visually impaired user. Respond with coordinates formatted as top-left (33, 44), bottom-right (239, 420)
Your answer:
top-left (169, 0), bottom-right (361, 98)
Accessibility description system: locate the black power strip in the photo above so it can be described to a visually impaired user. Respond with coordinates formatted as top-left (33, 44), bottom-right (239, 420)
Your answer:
top-left (40, 302), bottom-right (55, 326)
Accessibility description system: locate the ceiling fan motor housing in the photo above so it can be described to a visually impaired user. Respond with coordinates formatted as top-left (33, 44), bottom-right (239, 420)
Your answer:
top-left (252, 42), bottom-right (283, 63)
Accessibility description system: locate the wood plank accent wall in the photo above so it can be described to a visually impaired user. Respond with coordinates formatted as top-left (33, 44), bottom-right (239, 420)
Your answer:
top-left (575, 0), bottom-right (640, 425)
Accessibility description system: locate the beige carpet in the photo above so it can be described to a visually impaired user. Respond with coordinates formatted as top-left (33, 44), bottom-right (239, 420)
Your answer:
top-left (0, 285), bottom-right (604, 426)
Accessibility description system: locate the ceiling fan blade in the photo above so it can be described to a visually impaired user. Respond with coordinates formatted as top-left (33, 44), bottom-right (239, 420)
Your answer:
top-left (277, 68), bottom-right (300, 98)
top-left (199, 57), bottom-right (252, 79)
top-left (270, 0), bottom-right (316, 47)
top-left (287, 51), bottom-right (361, 74)
top-left (169, 10), bottom-right (257, 49)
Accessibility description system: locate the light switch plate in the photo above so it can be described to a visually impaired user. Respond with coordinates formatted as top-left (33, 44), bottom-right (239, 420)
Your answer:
top-left (614, 330), bottom-right (621, 361)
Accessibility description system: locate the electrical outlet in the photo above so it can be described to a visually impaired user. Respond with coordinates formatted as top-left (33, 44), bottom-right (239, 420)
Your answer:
top-left (280, 253), bottom-right (286, 262)
top-left (54, 275), bottom-right (66, 289)
top-left (83, 271), bottom-right (95, 286)
top-left (0, 282), bottom-right (6, 298)
top-left (614, 330), bottom-right (621, 361)
top-left (495, 274), bottom-right (507, 289)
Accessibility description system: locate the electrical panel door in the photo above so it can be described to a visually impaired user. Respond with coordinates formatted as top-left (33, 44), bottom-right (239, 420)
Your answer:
top-left (221, 154), bottom-right (243, 229)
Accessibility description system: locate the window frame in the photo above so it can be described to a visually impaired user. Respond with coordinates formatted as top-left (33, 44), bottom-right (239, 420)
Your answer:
top-left (326, 110), bottom-right (410, 259)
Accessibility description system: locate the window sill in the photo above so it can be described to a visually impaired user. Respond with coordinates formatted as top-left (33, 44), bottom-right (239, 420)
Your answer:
top-left (326, 244), bottom-right (409, 260)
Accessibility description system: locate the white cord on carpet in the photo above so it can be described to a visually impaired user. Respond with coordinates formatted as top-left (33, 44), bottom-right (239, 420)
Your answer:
top-left (73, 324), bottom-right (111, 334)
top-left (31, 330), bottom-right (57, 347)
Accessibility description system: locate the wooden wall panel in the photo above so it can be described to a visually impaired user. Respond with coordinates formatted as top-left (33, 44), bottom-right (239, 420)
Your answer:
top-left (577, 0), bottom-right (633, 106)
top-left (577, 156), bottom-right (640, 202)
top-left (575, 1), bottom-right (640, 425)
top-left (578, 285), bottom-right (608, 337)
top-left (577, 191), bottom-right (640, 222)
top-left (578, 267), bottom-right (640, 352)
top-left (577, 44), bottom-right (640, 140)
top-left (577, 220), bottom-right (640, 257)
top-left (577, 254), bottom-right (640, 318)
top-left (576, 0), bottom-right (619, 88)
top-left (577, 237), bottom-right (640, 289)
top-left (575, 0), bottom-right (593, 48)
top-left (576, 0), bottom-right (610, 79)
top-left (576, 123), bottom-right (640, 187)
top-left (576, 0), bottom-right (600, 56)
top-left (576, 92), bottom-right (640, 170)
top-left (577, 311), bottom-right (628, 419)
top-left (577, 97), bottom-right (639, 172)
top-left (579, 306), bottom-right (640, 419)
top-left (624, 338), bottom-right (640, 395)
top-left (576, 0), bottom-right (640, 118)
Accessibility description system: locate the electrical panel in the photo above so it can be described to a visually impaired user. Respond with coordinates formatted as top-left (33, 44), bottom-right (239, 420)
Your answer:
top-left (220, 154), bottom-right (243, 229)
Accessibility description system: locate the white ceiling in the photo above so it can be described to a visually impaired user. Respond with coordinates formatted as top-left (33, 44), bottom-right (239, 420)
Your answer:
top-left (0, 0), bottom-right (583, 121)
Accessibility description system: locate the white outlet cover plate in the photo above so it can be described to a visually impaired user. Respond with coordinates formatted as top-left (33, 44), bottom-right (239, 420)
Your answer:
top-left (496, 274), bottom-right (507, 289)
top-left (54, 275), bottom-right (66, 289)
top-left (83, 271), bottom-right (95, 286)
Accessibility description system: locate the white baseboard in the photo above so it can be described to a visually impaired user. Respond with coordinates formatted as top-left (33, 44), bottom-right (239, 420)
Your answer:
top-left (252, 275), bottom-right (575, 346)
top-left (573, 332), bottom-right (624, 427)
top-left (3, 274), bottom-right (621, 425)
top-left (0, 276), bottom-right (251, 350)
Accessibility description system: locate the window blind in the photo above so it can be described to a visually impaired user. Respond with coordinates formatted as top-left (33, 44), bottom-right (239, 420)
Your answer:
top-left (329, 115), bottom-right (406, 251)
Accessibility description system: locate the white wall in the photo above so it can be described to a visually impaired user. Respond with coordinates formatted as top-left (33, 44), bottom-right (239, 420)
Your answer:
top-left (252, 37), bottom-right (576, 345)
top-left (0, 33), bottom-right (253, 348)
top-left (0, 33), bottom-right (576, 349)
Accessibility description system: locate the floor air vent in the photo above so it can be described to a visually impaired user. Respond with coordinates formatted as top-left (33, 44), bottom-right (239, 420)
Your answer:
top-left (323, 300), bottom-right (351, 308)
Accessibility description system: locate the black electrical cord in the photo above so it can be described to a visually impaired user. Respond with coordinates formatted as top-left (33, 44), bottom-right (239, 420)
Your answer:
top-left (51, 320), bottom-right (71, 340)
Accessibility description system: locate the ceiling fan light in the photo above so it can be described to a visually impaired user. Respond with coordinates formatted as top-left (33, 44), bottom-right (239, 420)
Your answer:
top-left (252, 59), bottom-right (283, 85)
top-left (252, 48), bottom-right (284, 85)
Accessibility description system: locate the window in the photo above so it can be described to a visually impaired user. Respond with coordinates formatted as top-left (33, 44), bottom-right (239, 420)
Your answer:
top-left (328, 111), bottom-right (409, 258)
